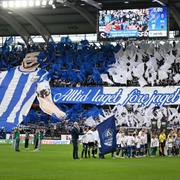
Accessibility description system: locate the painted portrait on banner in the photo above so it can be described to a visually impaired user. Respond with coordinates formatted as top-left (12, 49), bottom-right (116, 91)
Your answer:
top-left (0, 51), bottom-right (66, 131)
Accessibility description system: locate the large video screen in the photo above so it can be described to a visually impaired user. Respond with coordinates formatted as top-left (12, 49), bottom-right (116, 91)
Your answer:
top-left (98, 7), bottom-right (168, 40)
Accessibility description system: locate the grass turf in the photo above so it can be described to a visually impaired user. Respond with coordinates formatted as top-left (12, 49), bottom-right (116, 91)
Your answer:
top-left (0, 144), bottom-right (179, 180)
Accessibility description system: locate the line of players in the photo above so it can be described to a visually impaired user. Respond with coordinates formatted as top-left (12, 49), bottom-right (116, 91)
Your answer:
top-left (80, 127), bottom-right (150, 158)
top-left (81, 128), bottom-right (180, 158)
top-left (115, 129), bottom-right (151, 158)
top-left (12, 127), bottom-right (44, 152)
top-left (80, 127), bottom-right (99, 158)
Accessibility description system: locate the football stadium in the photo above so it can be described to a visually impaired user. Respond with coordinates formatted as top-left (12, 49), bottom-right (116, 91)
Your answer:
top-left (0, 0), bottom-right (180, 179)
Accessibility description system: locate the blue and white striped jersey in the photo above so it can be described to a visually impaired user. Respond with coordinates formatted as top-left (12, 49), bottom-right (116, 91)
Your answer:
top-left (0, 67), bottom-right (50, 131)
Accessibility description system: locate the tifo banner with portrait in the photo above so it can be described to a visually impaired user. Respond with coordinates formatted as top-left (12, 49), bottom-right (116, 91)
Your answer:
top-left (52, 86), bottom-right (180, 106)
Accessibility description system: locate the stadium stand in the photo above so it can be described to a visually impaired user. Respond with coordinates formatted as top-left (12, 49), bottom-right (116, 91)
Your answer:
top-left (0, 1), bottom-right (179, 157)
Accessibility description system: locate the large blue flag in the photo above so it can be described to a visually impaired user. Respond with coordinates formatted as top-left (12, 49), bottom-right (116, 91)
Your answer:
top-left (96, 116), bottom-right (116, 155)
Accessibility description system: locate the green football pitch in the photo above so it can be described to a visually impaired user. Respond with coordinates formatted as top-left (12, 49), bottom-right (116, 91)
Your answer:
top-left (0, 144), bottom-right (179, 180)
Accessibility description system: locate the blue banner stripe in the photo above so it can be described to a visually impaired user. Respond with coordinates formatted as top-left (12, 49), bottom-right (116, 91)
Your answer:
top-left (13, 83), bottom-right (37, 128)
top-left (14, 70), bottom-right (47, 127)
top-left (0, 68), bottom-right (15, 103)
top-left (1, 73), bottom-right (29, 120)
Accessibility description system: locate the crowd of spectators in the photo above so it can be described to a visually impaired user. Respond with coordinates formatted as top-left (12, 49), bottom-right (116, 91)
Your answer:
top-left (2, 38), bottom-right (180, 87)
top-left (99, 9), bottom-right (149, 32)
top-left (49, 40), bottom-right (180, 87)
top-left (1, 38), bottom-right (180, 133)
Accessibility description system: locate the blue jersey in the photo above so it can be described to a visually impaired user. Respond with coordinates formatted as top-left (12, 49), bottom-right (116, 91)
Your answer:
top-left (0, 67), bottom-right (50, 131)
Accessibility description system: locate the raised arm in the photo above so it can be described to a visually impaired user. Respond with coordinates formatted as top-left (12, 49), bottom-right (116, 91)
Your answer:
top-left (37, 83), bottom-right (66, 120)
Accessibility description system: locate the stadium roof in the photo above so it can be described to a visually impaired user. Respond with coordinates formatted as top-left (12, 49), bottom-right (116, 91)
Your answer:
top-left (0, 0), bottom-right (180, 43)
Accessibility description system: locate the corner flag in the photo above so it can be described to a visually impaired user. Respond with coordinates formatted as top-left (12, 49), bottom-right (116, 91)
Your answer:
top-left (96, 116), bottom-right (116, 155)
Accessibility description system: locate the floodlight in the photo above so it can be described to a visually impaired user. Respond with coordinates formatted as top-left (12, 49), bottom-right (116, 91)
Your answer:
top-left (1, 0), bottom-right (54, 9)
top-left (15, 1), bottom-right (22, 8)
top-left (48, 0), bottom-right (53, 5)
top-left (22, 1), bottom-right (28, 8)
top-left (42, 0), bottom-right (47, 6)
top-left (9, 1), bottom-right (15, 8)
top-left (2, 1), bottom-right (8, 8)
top-left (28, 0), bottom-right (34, 7)
top-left (35, 0), bottom-right (41, 6)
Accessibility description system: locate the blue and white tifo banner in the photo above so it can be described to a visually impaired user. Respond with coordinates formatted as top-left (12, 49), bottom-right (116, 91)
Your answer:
top-left (96, 116), bottom-right (116, 155)
top-left (52, 86), bottom-right (180, 106)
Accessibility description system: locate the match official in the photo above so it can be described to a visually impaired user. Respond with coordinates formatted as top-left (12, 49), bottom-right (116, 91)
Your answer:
top-left (71, 122), bottom-right (82, 160)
